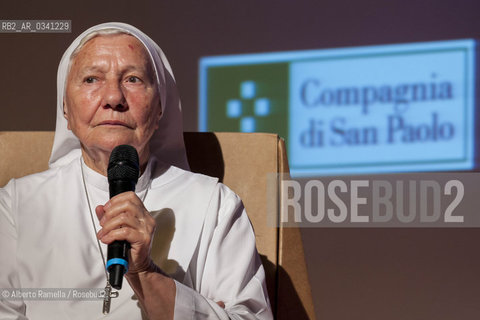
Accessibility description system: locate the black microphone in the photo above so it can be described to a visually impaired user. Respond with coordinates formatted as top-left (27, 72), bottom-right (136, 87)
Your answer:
top-left (106, 145), bottom-right (139, 290)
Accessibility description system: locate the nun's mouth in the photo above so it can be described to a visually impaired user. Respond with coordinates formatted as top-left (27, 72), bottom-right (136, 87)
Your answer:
top-left (97, 120), bottom-right (133, 128)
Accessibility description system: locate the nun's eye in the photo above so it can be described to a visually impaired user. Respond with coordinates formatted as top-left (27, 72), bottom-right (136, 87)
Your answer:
top-left (126, 76), bottom-right (141, 83)
top-left (84, 77), bottom-right (97, 84)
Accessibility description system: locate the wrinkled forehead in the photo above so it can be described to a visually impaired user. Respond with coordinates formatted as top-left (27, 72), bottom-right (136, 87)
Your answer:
top-left (66, 30), bottom-right (158, 84)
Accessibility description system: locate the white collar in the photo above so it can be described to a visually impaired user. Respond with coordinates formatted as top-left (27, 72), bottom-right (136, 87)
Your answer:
top-left (80, 156), bottom-right (154, 193)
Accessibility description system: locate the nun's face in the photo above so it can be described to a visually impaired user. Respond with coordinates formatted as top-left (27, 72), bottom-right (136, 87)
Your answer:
top-left (64, 34), bottom-right (161, 162)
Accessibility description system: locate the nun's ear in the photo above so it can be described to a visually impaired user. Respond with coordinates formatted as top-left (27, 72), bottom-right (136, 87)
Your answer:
top-left (63, 100), bottom-right (69, 117)
top-left (154, 107), bottom-right (162, 130)
top-left (63, 100), bottom-right (72, 130)
top-left (157, 100), bottom-right (163, 120)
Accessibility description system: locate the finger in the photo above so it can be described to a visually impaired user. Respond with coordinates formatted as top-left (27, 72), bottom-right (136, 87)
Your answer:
top-left (98, 212), bottom-right (150, 238)
top-left (216, 301), bottom-right (225, 309)
top-left (101, 200), bottom-right (144, 225)
top-left (98, 225), bottom-right (147, 245)
top-left (95, 205), bottom-right (105, 221)
top-left (104, 191), bottom-right (143, 210)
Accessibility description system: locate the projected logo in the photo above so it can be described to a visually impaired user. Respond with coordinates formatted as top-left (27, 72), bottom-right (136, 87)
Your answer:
top-left (199, 63), bottom-right (289, 140)
top-left (225, 81), bottom-right (273, 132)
top-left (200, 40), bottom-right (476, 176)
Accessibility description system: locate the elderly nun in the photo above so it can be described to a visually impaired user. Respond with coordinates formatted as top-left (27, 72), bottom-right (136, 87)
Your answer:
top-left (0, 22), bottom-right (272, 320)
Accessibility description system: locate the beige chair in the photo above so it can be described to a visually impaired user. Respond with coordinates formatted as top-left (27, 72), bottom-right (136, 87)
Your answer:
top-left (0, 131), bottom-right (315, 320)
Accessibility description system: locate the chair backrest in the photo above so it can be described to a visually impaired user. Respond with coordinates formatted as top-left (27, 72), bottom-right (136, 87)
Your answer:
top-left (0, 131), bottom-right (315, 320)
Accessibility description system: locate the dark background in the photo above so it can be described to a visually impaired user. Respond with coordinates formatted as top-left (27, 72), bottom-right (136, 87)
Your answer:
top-left (1, 0), bottom-right (480, 319)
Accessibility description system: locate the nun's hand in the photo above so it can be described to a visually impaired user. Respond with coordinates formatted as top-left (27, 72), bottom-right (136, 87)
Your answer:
top-left (95, 191), bottom-right (156, 274)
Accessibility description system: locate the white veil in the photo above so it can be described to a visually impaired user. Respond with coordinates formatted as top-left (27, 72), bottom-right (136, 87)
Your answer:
top-left (49, 22), bottom-right (189, 171)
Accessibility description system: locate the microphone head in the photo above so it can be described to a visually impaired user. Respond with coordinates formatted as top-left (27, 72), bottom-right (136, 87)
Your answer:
top-left (107, 145), bottom-right (140, 184)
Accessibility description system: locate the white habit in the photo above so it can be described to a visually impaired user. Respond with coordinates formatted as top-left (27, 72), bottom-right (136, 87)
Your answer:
top-left (0, 156), bottom-right (272, 319)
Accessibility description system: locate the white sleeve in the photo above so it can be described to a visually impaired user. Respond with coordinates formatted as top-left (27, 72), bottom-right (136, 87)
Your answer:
top-left (0, 180), bottom-right (28, 319)
top-left (173, 184), bottom-right (273, 320)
